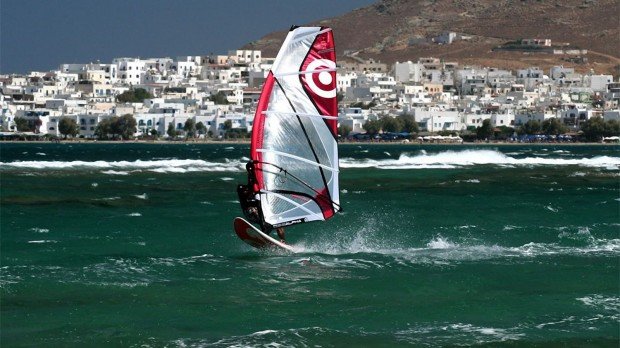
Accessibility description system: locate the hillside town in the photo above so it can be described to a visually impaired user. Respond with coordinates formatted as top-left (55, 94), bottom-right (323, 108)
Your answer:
top-left (1, 42), bottom-right (619, 143)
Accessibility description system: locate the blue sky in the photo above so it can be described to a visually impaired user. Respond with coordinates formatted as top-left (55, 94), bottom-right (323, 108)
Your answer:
top-left (0, 0), bottom-right (376, 74)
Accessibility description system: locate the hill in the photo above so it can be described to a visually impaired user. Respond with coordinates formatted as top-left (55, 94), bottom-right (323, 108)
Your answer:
top-left (242, 0), bottom-right (620, 76)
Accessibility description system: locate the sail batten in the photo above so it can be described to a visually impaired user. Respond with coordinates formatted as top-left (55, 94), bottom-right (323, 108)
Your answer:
top-left (246, 26), bottom-right (340, 229)
top-left (262, 111), bottom-right (340, 120)
top-left (256, 149), bottom-right (339, 172)
top-left (274, 68), bottom-right (338, 78)
top-left (287, 27), bottom-right (332, 45)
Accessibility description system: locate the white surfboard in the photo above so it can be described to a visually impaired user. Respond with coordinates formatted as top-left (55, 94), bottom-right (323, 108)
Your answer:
top-left (233, 217), bottom-right (298, 252)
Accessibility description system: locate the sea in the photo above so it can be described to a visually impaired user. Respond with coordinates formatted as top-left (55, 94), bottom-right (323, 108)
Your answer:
top-left (1, 142), bottom-right (618, 347)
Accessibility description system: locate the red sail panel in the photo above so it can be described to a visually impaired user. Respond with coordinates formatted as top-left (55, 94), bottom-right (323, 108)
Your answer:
top-left (300, 29), bottom-right (337, 137)
top-left (250, 72), bottom-right (275, 192)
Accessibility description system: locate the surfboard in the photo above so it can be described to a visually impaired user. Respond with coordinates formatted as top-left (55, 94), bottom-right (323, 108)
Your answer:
top-left (233, 217), bottom-right (297, 252)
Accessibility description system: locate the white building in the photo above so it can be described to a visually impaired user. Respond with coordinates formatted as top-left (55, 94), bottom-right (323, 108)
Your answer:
top-left (114, 58), bottom-right (145, 86)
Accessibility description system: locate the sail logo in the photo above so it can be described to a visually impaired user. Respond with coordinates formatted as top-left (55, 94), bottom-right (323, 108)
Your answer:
top-left (304, 58), bottom-right (336, 99)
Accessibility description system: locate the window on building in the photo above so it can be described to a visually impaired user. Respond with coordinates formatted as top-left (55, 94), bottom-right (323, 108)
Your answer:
top-left (80, 119), bottom-right (86, 125)
top-left (49, 127), bottom-right (55, 130)
top-left (90, 119), bottom-right (95, 124)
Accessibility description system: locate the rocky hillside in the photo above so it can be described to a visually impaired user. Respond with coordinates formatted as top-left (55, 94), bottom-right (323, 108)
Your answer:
top-left (243, 0), bottom-right (619, 75)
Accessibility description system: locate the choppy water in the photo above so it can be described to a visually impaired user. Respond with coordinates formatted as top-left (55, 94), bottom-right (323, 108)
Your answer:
top-left (1, 143), bottom-right (618, 347)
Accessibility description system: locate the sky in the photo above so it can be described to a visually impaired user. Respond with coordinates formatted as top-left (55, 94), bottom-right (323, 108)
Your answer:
top-left (0, 0), bottom-right (377, 74)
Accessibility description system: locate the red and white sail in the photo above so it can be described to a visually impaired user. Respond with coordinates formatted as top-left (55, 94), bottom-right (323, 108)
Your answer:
top-left (250, 26), bottom-right (340, 229)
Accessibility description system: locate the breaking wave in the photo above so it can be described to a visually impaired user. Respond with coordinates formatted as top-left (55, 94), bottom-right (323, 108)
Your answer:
top-left (340, 149), bottom-right (620, 170)
top-left (0, 158), bottom-right (247, 173)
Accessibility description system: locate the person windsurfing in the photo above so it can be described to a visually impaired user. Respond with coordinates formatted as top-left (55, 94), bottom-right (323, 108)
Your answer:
top-left (237, 160), bottom-right (287, 243)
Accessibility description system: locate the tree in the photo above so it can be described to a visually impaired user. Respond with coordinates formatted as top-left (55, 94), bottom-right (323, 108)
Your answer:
top-left (542, 118), bottom-right (567, 135)
top-left (580, 117), bottom-right (619, 142)
top-left (167, 122), bottom-right (177, 138)
top-left (116, 88), bottom-right (153, 103)
top-left (94, 118), bottom-right (113, 139)
top-left (209, 91), bottom-right (229, 104)
top-left (14, 117), bottom-right (30, 132)
top-left (381, 116), bottom-right (403, 133)
top-left (184, 119), bottom-right (196, 138)
top-left (521, 120), bottom-right (542, 135)
top-left (116, 114), bottom-right (137, 140)
top-left (223, 120), bottom-right (233, 131)
top-left (476, 119), bottom-right (493, 140)
top-left (605, 119), bottom-right (620, 137)
top-left (338, 124), bottom-right (352, 138)
top-left (196, 121), bottom-right (207, 136)
top-left (398, 113), bottom-right (419, 133)
top-left (33, 118), bottom-right (43, 133)
top-left (58, 117), bottom-right (78, 139)
top-left (362, 119), bottom-right (382, 135)
top-left (495, 126), bottom-right (515, 140)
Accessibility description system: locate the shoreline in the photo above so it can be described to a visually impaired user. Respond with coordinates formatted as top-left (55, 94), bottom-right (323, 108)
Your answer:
top-left (1, 139), bottom-right (617, 146)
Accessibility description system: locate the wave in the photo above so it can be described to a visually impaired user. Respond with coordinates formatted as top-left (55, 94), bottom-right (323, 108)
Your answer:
top-left (340, 149), bottom-right (620, 170)
top-left (3, 150), bottom-right (618, 173)
top-left (296, 232), bottom-right (620, 264)
top-left (0, 158), bottom-right (247, 173)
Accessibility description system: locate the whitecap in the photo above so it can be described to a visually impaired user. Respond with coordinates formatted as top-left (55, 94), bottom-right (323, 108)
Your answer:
top-left (339, 149), bottom-right (620, 170)
top-left (28, 240), bottom-right (56, 244)
top-left (127, 213), bottom-right (142, 217)
top-left (29, 227), bottom-right (49, 233)
top-left (134, 193), bottom-right (148, 200)
top-left (545, 205), bottom-right (558, 212)
top-left (102, 170), bottom-right (129, 175)
top-left (577, 295), bottom-right (620, 312)
top-left (455, 179), bottom-right (480, 184)
top-left (0, 158), bottom-right (247, 173)
top-left (427, 236), bottom-right (456, 249)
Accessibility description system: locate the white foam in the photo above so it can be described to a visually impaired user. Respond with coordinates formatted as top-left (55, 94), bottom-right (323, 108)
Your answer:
top-left (455, 179), bottom-right (480, 183)
top-left (28, 240), bottom-right (56, 244)
top-left (29, 227), bottom-right (49, 233)
top-left (134, 193), bottom-right (148, 200)
top-left (127, 212), bottom-right (142, 217)
top-left (102, 170), bottom-right (130, 175)
top-left (426, 236), bottom-right (456, 249)
top-left (0, 158), bottom-right (247, 173)
top-left (339, 149), bottom-right (620, 170)
top-left (577, 295), bottom-right (620, 312)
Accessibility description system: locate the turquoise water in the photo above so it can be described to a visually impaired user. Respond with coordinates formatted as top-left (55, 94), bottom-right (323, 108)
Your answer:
top-left (1, 143), bottom-right (618, 347)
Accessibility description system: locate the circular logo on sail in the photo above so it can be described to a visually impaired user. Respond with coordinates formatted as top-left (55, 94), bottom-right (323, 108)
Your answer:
top-left (304, 59), bottom-right (336, 99)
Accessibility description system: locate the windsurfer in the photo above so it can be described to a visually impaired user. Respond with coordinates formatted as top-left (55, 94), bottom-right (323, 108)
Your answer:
top-left (239, 160), bottom-right (287, 243)
top-left (276, 227), bottom-right (286, 243)
top-left (237, 161), bottom-right (261, 224)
